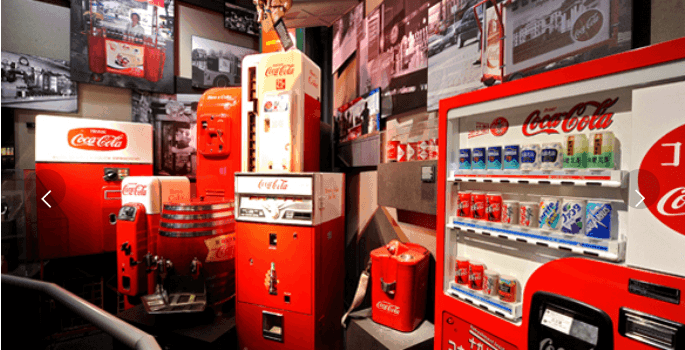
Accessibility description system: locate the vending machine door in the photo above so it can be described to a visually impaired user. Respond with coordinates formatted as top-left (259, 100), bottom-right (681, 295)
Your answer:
top-left (528, 292), bottom-right (613, 350)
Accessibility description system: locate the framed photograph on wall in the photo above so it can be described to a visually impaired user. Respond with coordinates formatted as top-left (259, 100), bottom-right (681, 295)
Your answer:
top-left (132, 92), bottom-right (200, 180)
top-left (224, 2), bottom-right (259, 36)
top-left (69, 0), bottom-right (175, 93)
top-left (191, 36), bottom-right (258, 89)
top-left (2, 51), bottom-right (78, 113)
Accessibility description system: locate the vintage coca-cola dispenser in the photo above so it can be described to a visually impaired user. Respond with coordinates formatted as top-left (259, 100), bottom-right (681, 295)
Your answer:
top-left (241, 50), bottom-right (321, 173)
top-left (196, 87), bottom-right (242, 201)
top-left (370, 240), bottom-right (430, 332)
top-left (234, 172), bottom-right (344, 350)
top-left (35, 115), bottom-right (152, 260)
top-left (117, 176), bottom-right (190, 298)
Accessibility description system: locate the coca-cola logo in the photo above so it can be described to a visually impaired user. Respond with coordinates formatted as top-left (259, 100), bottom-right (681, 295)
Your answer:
top-left (639, 124), bottom-right (685, 236)
top-left (376, 301), bottom-right (400, 315)
top-left (522, 98), bottom-right (618, 136)
top-left (572, 10), bottom-right (603, 42)
top-left (68, 128), bottom-right (127, 151)
top-left (122, 183), bottom-right (147, 196)
top-left (265, 63), bottom-right (295, 77)
top-left (490, 117), bottom-right (509, 137)
top-left (258, 179), bottom-right (289, 190)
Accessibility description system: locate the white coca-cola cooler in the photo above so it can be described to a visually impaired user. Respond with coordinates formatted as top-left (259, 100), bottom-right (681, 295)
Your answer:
top-left (241, 50), bottom-right (321, 173)
top-left (436, 39), bottom-right (685, 350)
top-left (34, 115), bottom-right (153, 260)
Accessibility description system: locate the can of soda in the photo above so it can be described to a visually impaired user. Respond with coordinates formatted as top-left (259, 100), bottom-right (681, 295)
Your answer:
top-left (386, 140), bottom-right (400, 162)
top-left (457, 191), bottom-right (472, 218)
top-left (499, 275), bottom-right (518, 302)
top-left (561, 199), bottom-right (586, 235)
top-left (472, 147), bottom-right (486, 170)
top-left (519, 202), bottom-right (539, 228)
top-left (503, 145), bottom-right (520, 170)
top-left (502, 200), bottom-right (519, 225)
top-left (459, 148), bottom-right (472, 169)
top-left (539, 196), bottom-right (562, 230)
top-left (586, 201), bottom-right (612, 239)
top-left (398, 143), bottom-right (407, 162)
top-left (487, 146), bottom-right (503, 170)
top-left (486, 192), bottom-right (503, 222)
top-left (471, 192), bottom-right (486, 220)
top-left (468, 260), bottom-right (486, 290)
top-left (455, 256), bottom-right (469, 285)
top-left (520, 144), bottom-right (541, 170)
top-left (540, 142), bottom-right (563, 170)
top-left (483, 270), bottom-right (500, 296)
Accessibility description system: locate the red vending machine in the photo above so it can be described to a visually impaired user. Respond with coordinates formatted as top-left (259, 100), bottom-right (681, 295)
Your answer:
top-left (436, 39), bottom-right (685, 350)
top-left (195, 87), bottom-right (242, 201)
top-left (234, 172), bottom-right (344, 350)
top-left (35, 115), bottom-right (152, 259)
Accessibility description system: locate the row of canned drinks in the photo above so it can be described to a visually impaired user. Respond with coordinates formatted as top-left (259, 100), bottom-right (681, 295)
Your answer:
top-left (456, 191), bottom-right (613, 239)
top-left (459, 131), bottom-right (617, 171)
top-left (454, 257), bottom-right (519, 303)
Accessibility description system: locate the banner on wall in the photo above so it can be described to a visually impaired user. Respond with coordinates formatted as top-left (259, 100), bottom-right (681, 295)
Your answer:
top-left (224, 2), bottom-right (259, 36)
top-left (191, 36), bottom-right (258, 89)
top-left (132, 92), bottom-right (200, 179)
top-left (332, 2), bottom-right (364, 74)
top-left (69, 0), bottom-right (175, 93)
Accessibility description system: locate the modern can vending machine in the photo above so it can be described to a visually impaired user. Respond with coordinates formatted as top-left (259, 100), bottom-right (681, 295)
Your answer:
top-left (234, 172), bottom-right (344, 350)
top-left (241, 50), bottom-right (321, 173)
top-left (35, 115), bottom-right (152, 260)
top-left (436, 39), bottom-right (685, 350)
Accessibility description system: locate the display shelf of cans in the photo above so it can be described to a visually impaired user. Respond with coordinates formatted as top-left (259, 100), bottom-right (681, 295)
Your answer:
top-left (453, 132), bottom-right (626, 187)
top-left (447, 282), bottom-right (523, 321)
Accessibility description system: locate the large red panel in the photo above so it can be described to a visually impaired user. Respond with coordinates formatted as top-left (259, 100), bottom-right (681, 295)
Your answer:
top-left (314, 217), bottom-right (345, 350)
top-left (442, 311), bottom-right (518, 350)
top-left (117, 203), bottom-right (148, 296)
top-left (303, 93), bottom-right (320, 172)
top-left (35, 162), bottom-right (152, 259)
top-left (236, 222), bottom-right (313, 315)
top-left (237, 302), bottom-right (314, 350)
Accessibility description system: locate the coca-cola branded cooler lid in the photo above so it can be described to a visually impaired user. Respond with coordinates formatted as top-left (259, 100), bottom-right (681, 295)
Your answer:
top-left (35, 115), bottom-right (153, 164)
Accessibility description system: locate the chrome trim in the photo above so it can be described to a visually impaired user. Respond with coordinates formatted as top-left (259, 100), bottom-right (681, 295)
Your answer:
top-left (104, 190), bottom-right (121, 200)
top-left (159, 229), bottom-right (226, 238)
top-left (163, 203), bottom-right (234, 211)
top-left (161, 211), bottom-right (234, 220)
top-left (160, 219), bottom-right (235, 229)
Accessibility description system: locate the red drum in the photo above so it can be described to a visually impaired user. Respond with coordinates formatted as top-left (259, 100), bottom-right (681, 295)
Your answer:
top-left (159, 199), bottom-right (236, 306)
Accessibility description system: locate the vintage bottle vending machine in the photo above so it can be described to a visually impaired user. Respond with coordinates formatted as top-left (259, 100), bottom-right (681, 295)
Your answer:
top-left (234, 172), bottom-right (344, 350)
top-left (196, 87), bottom-right (242, 201)
top-left (117, 176), bottom-right (190, 298)
top-left (35, 115), bottom-right (153, 259)
top-left (436, 39), bottom-right (685, 350)
top-left (241, 50), bottom-right (321, 173)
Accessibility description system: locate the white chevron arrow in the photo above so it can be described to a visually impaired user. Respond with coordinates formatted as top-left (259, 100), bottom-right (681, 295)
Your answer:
top-left (42, 190), bottom-right (51, 208)
top-left (635, 189), bottom-right (645, 207)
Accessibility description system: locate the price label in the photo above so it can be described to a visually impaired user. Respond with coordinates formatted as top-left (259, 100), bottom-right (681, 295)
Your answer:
top-left (541, 308), bottom-right (574, 335)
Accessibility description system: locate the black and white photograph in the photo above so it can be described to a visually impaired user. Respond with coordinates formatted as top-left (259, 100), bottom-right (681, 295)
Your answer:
top-left (191, 36), bottom-right (258, 89)
top-left (378, 0), bottom-right (430, 117)
top-left (70, 0), bottom-right (175, 93)
top-left (332, 2), bottom-right (364, 73)
top-left (132, 92), bottom-right (200, 179)
top-left (335, 88), bottom-right (381, 143)
top-left (224, 2), bottom-right (259, 36)
top-left (2, 51), bottom-right (78, 113)
top-left (427, 0), bottom-right (484, 111)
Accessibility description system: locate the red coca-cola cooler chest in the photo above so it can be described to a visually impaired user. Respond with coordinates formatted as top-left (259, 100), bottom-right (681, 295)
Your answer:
top-left (34, 115), bottom-right (153, 260)
top-left (371, 240), bottom-right (430, 332)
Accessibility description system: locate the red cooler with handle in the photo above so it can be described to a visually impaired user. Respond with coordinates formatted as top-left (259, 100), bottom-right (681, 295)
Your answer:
top-left (370, 240), bottom-right (430, 332)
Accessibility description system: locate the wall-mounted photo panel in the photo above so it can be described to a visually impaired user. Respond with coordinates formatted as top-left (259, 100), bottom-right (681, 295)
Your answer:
top-left (132, 92), bottom-right (201, 180)
top-left (70, 0), bottom-right (175, 93)
top-left (2, 51), bottom-right (78, 113)
top-left (225, 2), bottom-right (259, 36)
top-left (335, 88), bottom-right (381, 143)
top-left (191, 36), bottom-right (258, 89)
top-left (332, 2), bottom-right (364, 73)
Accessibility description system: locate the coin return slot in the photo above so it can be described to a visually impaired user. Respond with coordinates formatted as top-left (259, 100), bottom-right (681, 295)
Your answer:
top-left (284, 295), bottom-right (291, 303)
top-left (269, 233), bottom-right (277, 247)
top-left (109, 213), bottom-right (117, 225)
top-left (122, 276), bottom-right (130, 290)
top-left (263, 311), bottom-right (284, 343)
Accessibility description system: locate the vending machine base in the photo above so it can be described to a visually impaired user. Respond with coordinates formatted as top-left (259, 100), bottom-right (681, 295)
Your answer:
top-left (345, 308), bottom-right (434, 350)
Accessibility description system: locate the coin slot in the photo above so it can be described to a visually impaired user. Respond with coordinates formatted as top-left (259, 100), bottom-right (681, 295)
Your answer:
top-left (269, 233), bottom-right (277, 247)
top-left (109, 213), bottom-right (117, 225)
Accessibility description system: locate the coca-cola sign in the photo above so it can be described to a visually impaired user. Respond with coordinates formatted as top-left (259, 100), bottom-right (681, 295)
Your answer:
top-left (572, 10), bottom-right (603, 42)
top-left (522, 98), bottom-right (617, 137)
top-left (258, 179), bottom-right (289, 191)
top-left (376, 301), bottom-right (400, 315)
top-left (265, 63), bottom-right (295, 77)
top-left (122, 183), bottom-right (147, 196)
top-left (68, 128), bottom-right (127, 151)
top-left (639, 124), bottom-right (685, 236)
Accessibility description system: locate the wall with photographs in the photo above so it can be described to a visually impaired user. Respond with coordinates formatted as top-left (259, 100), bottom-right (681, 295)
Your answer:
top-left (177, 2), bottom-right (258, 80)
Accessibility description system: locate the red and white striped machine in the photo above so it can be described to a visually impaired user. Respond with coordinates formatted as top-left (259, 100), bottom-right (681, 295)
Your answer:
top-left (241, 50), bottom-right (321, 173)
top-left (436, 39), bottom-right (685, 350)
top-left (34, 115), bottom-right (153, 260)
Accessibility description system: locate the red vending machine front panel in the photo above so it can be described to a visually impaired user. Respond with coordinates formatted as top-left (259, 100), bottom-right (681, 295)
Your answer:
top-left (35, 116), bottom-right (153, 260)
top-left (116, 203), bottom-right (148, 296)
